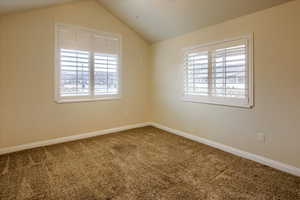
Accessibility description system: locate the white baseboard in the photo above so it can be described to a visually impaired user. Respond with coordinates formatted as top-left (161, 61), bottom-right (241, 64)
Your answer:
top-left (0, 122), bottom-right (151, 155)
top-left (149, 122), bottom-right (300, 177)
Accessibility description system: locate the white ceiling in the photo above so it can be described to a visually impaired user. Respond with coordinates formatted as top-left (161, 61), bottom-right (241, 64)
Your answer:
top-left (0, 0), bottom-right (292, 43)
top-left (98, 0), bottom-right (292, 43)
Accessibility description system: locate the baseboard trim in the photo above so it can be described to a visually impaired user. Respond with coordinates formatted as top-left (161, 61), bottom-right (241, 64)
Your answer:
top-left (149, 122), bottom-right (300, 177)
top-left (0, 122), bottom-right (151, 155)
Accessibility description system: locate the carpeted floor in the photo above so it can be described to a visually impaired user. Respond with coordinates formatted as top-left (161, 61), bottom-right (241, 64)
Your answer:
top-left (0, 126), bottom-right (299, 200)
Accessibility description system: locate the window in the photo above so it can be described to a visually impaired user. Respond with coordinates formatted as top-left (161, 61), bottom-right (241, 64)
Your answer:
top-left (55, 24), bottom-right (121, 103)
top-left (183, 35), bottom-right (253, 108)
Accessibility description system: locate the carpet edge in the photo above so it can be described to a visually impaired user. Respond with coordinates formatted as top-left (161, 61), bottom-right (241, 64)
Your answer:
top-left (150, 122), bottom-right (300, 177)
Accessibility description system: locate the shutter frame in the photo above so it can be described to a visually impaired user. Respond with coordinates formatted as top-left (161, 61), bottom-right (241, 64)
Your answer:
top-left (182, 34), bottom-right (254, 108)
top-left (54, 23), bottom-right (122, 103)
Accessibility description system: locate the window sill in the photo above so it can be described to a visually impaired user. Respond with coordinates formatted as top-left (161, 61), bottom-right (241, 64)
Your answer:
top-left (55, 95), bottom-right (121, 104)
top-left (182, 96), bottom-right (253, 109)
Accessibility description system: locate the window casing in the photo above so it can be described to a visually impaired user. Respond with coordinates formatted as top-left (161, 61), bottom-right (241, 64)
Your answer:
top-left (183, 35), bottom-right (253, 108)
top-left (55, 24), bottom-right (121, 103)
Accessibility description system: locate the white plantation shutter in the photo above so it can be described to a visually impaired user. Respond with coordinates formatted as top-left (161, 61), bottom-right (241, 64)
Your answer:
top-left (183, 36), bottom-right (253, 108)
top-left (56, 24), bottom-right (121, 102)
top-left (94, 53), bottom-right (119, 95)
top-left (211, 44), bottom-right (247, 98)
top-left (58, 27), bottom-right (93, 51)
top-left (184, 51), bottom-right (209, 96)
top-left (93, 35), bottom-right (120, 55)
top-left (93, 35), bottom-right (120, 96)
top-left (60, 49), bottom-right (90, 97)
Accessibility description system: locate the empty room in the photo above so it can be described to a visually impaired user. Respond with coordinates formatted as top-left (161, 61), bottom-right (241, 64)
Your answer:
top-left (0, 0), bottom-right (299, 199)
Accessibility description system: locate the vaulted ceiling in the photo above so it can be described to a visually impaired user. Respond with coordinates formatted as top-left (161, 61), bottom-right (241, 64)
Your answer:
top-left (98, 0), bottom-right (292, 43)
top-left (0, 0), bottom-right (293, 43)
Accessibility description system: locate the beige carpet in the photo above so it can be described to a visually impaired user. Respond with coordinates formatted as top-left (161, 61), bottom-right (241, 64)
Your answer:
top-left (0, 126), bottom-right (299, 200)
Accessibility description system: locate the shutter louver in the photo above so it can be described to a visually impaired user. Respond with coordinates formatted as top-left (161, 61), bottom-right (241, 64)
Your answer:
top-left (184, 52), bottom-right (209, 96)
top-left (60, 49), bottom-right (90, 96)
top-left (211, 44), bottom-right (247, 98)
top-left (94, 53), bottom-right (118, 95)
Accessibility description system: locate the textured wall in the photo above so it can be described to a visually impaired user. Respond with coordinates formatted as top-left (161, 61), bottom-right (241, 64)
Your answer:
top-left (151, 0), bottom-right (300, 168)
top-left (0, 0), bottom-right (151, 148)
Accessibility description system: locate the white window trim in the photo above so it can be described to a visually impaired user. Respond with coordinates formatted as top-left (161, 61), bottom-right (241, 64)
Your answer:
top-left (182, 34), bottom-right (254, 108)
top-left (54, 23), bottom-right (122, 103)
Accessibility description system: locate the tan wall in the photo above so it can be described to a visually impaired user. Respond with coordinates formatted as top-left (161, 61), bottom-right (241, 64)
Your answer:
top-left (0, 0), bottom-right (151, 148)
top-left (151, 0), bottom-right (300, 168)
top-left (0, 0), bottom-right (299, 169)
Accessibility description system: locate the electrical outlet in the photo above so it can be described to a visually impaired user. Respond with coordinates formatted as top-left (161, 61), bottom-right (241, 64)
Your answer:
top-left (257, 132), bottom-right (266, 143)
